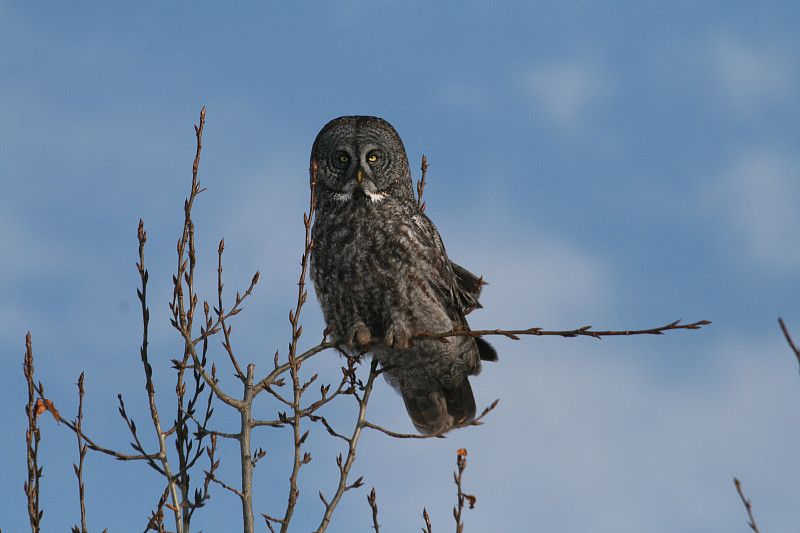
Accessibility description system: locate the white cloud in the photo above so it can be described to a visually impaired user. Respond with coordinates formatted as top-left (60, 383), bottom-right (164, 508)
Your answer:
top-left (709, 33), bottom-right (799, 113)
top-left (475, 234), bottom-right (612, 330)
top-left (705, 148), bottom-right (800, 273)
top-left (431, 190), bottom-right (615, 330)
top-left (520, 57), bottom-right (616, 134)
top-left (474, 326), bottom-right (800, 531)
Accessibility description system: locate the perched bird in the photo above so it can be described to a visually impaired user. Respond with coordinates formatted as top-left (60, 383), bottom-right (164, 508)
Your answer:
top-left (309, 116), bottom-right (496, 434)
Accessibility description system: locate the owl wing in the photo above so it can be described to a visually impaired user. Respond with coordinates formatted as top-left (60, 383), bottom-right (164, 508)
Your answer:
top-left (450, 262), bottom-right (498, 362)
top-left (411, 212), bottom-right (497, 363)
top-left (410, 212), bottom-right (468, 319)
top-left (450, 261), bottom-right (484, 313)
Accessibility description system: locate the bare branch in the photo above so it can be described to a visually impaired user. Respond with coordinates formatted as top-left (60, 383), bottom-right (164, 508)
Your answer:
top-left (363, 421), bottom-right (445, 439)
top-left (218, 238), bottom-right (247, 383)
top-left (254, 339), bottom-right (338, 396)
top-left (277, 160), bottom-right (320, 533)
top-left (262, 513), bottom-right (287, 533)
top-left (73, 373), bottom-right (88, 533)
top-left (24, 332), bottom-right (43, 533)
top-left (364, 398), bottom-right (498, 439)
top-left (295, 358), bottom-right (360, 421)
top-left (191, 267), bottom-right (260, 350)
top-left (421, 508), bottom-right (433, 533)
top-left (249, 418), bottom-right (287, 429)
top-left (417, 154), bottom-right (428, 212)
top-left (181, 333), bottom-right (242, 408)
top-left (312, 415), bottom-right (350, 442)
top-left (367, 488), bottom-right (381, 532)
top-left (259, 318), bottom-right (709, 396)
top-left (453, 448), bottom-right (475, 533)
top-left (35, 389), bottom-right (162, 464)
top-left (733, 477), bottom-right (760, 533)
top-left (24, 336), bottom-right (167, 470)
top-left (417, 319), bottom-right (711, 342)
top-left (778, 317), bottom-right (800, 370)
top-left (315, 359), bottom-right (381, 532)
top-left (208, 471), bottom-right (245, 498)
top-left (238, 365), bottom-right (257, 533)
top-left (138, 216), bottom-right (183, 531)
top-left (143, 486), bottom-right (169, 533)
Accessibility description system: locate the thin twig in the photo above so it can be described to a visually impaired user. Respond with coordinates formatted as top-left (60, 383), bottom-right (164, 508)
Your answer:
top-left (208, 471), bottom-right (245, 498)
top-left (28, 381), bottom-right (162, 465)
top-left (197, 433), bottom-right (220, 511)
top-left (168, 109), bottom-right (254, 411)
top-left (174, 265), bottom-right (259, 410)
top-left (367, 488), bottom-right (380, 532)
top-left (279, 160), bottom-right (320, 533)
top-left (24, 332), bottom-right (43, 533)
top-left (417, 155), bottom-right (428, 212)
top-left (138, 217), bottom-right (183, 532)
top-left (258, 318), bottom-right (709, 396)
top-left (313, 415), bottom-right (350, 442)
top-left (218, 238), bottom-right (247, 382)
top-left (314, 359), bottom-right (379, 532)
top-left (363, 420), bottom-right (445, 439)
top-left (261, 513), bottom-right (286, 533)
top-left (181, 331), bottom-right (243, 408)
top-left (116, 395), bottom-right (166, 469)
top-left (364, 398), bottom-right (499, 438)
top-left (254, 339), bottom-right (338, 396)
top-left (73, 373), bottom-right (88, 533)
top-left (778, 317), bottom-right (800, 370)
top-left (417, 319), bottom-right (711, 342)
top-left (453, 448), bottom-right (475, 533)
top-left (173, 344), bottom-right (214, 524)
top-left (295, 357), bottom-right (360, 420)
top-left (733, 477), bottom-right (760, 533)
top-left (143, 486), bottom-right (169, 533)
top-left (421, 508), bottom-right (433, 533)
top-left (172, 265), bottom-right (215, 527)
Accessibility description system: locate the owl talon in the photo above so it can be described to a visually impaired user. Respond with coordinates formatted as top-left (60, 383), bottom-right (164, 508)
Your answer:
top-left (385, 324), bottom-right (411, 349)
top-left (348, 322), bottom-right (372, 348)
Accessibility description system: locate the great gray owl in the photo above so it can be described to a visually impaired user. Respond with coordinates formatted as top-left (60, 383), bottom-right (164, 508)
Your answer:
top-left (309, 116), bottom-right (497, 434)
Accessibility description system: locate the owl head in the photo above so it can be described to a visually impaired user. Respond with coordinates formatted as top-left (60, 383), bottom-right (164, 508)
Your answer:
top-left (310, 116), bottom-right (414, 206)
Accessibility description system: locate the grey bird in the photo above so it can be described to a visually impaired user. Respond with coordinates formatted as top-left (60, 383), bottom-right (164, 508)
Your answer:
top-left (309, 116), bottom-right (497, 434)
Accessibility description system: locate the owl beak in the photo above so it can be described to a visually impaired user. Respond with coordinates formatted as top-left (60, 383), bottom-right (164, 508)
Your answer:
top-left (356, 168), bottom-right (363, 183)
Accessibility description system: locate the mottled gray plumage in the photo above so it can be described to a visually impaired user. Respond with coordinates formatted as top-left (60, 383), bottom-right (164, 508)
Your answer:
top-left (309, 116), bottom-right (497, 434)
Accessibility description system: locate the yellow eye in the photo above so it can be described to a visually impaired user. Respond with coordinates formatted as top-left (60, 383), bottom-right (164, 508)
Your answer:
top-left (338, 155), bottom-right (349, 163)
top-left (367, 153), bottom-right (378, 162)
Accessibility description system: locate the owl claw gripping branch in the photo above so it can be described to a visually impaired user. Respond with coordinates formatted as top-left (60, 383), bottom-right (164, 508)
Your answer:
top-left (309, 116), bottom-right (497, 434)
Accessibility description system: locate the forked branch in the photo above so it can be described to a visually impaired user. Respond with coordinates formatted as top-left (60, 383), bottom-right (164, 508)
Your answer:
top-left (315, 359), bottom-right (380, 532)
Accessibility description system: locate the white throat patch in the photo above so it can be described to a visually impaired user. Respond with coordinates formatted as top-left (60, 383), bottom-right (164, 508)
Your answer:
top-left (364, 190), bottom-right (389, 203)
top-left (332, 189), bottom-right (388, 204)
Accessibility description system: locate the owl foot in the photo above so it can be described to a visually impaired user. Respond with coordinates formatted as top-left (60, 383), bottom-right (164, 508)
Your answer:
top-left (384, 323), bottom-right (412, 349)
top-left (347, 321), bottom-right (372, 349)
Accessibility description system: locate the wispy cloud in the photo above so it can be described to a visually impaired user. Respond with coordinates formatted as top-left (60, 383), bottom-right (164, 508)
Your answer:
top-left (705, 148), bottom-right (800, 273)
top-left (519, 57), bottom-right (617, 134)
top-left (465, 325), bottom-right (800, 531)
top-left (709, 32), bottom-right (799, 113)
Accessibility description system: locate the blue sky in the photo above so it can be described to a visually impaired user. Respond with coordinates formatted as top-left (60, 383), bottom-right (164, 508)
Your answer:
top-left (2, 2), bottom-right (800, 531)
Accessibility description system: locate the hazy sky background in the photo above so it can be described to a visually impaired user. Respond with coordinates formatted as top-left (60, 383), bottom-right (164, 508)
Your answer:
top-left (2, 2), bottom-right (800, 532)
